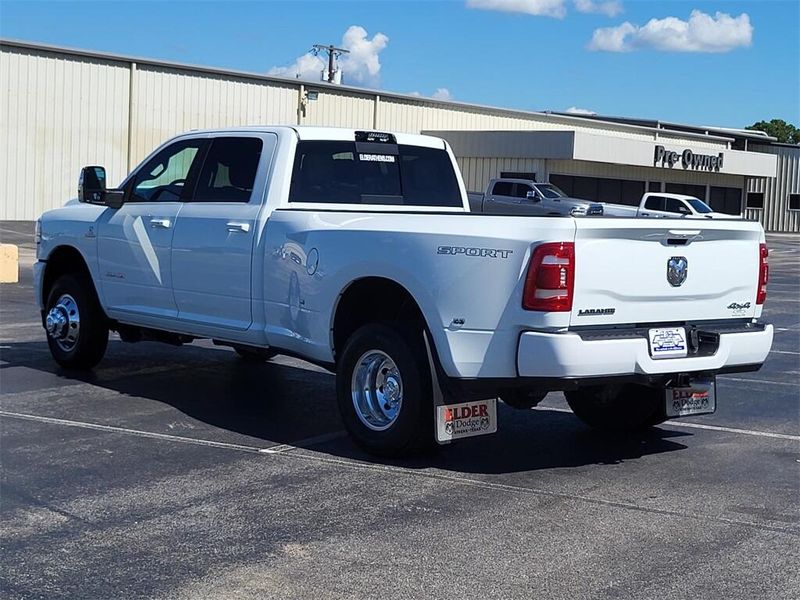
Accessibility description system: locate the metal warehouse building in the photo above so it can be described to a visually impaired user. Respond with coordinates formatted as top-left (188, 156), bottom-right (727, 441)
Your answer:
top-left (2, 39), bottom-right (798, 231)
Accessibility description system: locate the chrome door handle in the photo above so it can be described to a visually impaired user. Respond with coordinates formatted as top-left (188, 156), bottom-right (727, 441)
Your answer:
top-left (149, 217), bottom-right (171, 229)
top-left (226, 222), bottom-right (251, 233)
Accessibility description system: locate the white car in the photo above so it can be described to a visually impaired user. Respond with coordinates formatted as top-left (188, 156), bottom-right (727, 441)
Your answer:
top-left (35, 127), bottom-right (773, 455)
top-left (602, 192), bottom-right (736, 219)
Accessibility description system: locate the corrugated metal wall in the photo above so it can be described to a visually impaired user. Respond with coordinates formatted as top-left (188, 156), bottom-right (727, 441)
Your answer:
top-left (129, 65), bottom-right (298, 169)
top-left (746, 144), bottom-right (800, 232)
top-left (303, 89), bottom-right (374, 129)
top-left (457, 158), bottom-right (547, 192)
top-left (1, 47), bottom-right (130, 220)
top-left (1, 41), bottom-right (796, 231)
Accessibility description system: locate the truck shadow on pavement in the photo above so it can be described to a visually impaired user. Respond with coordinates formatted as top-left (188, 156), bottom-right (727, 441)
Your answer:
top-left (2, 339), bottom-right (691, 475)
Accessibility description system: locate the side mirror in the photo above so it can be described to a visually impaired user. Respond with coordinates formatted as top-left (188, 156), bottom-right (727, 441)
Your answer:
top-left (78, 166), bottom-right (125, 209)
top-left (526, 190), bottom-right (541, 203)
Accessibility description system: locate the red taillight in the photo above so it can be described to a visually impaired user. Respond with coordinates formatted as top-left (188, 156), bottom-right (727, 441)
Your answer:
top-left (757, 243), bottom-right (769, 305)
top-left (523, 242), bottom-right (575, 312)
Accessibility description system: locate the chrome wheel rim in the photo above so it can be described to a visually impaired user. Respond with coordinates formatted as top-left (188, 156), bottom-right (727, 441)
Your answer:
top-left (351, 350), bottom-right (403, 431)
top-left (45, 294), bottom-right (80, 352)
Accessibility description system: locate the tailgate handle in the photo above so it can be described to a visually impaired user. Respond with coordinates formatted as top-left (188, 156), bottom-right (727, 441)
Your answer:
top-left (665, 230), bottom-right (701, 246)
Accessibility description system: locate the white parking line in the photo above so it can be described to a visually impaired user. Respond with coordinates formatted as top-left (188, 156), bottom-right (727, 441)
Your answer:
top-left (0, 410), bottom-right (270, 453)
top-left (532, 406), bottom-right (800, 441)
top-left (720, 376), bottom-right (798, 387)
top-left (771, 349), bottom-right (800, 356)
top-left (260, 431), bottom-right (347, 453)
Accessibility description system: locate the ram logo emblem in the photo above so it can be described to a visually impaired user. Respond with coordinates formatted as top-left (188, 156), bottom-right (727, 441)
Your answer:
top-left (667, 256), bottom-right (688, 287)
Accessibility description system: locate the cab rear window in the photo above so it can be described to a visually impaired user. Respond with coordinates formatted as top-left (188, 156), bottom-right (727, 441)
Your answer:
top-left (289, 141), bottom-right (462, 207)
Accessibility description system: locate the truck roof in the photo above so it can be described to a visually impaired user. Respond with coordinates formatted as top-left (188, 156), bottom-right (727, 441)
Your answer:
top-left (182, 126), bottom-right (447, 149)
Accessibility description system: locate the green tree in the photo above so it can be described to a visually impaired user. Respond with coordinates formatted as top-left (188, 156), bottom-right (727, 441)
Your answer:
top-left (746, 119), bottom-right (800, 144)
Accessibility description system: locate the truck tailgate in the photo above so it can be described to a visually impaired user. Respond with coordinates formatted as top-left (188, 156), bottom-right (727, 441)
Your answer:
top-left (570, 219), bottom-right (765, 327)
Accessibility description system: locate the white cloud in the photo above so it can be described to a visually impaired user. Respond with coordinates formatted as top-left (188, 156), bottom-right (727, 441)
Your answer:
top-left (574, 0), bottom-right (622, 18)
top-left (466, 0), bottom-right (567, 19)
top-left (432, 88), bottom-right (454, 101)
top-left (565, 106), bottom-right (597, 115)
top-left (588, 10), bottom-right (753, 53)
top-left (406, 89), bottom-right (455, 101)
top-left (268, 25), bottom-right (389, 85)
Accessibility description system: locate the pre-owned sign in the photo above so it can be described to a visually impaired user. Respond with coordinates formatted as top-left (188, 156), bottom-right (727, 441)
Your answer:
top-left (654, 145), bottom-right (724, 172)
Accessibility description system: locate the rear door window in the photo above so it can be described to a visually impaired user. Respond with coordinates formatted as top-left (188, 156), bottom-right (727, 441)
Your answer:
top-left (492, 182), bottom-right (513, 196)
top-left (289, 141), bottom-right (462, 207)
top-left (644, 196), bottom-right (666, 211)
top-left (193, 137), bottom-right (263, 202)
top-left (512, 184), bottom-right (533, 199)
top-left (665, 198), bottom-right (689, 214)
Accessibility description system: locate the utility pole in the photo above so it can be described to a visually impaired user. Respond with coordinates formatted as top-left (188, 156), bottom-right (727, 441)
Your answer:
top-left (311, 44), bottom-right (349, 83)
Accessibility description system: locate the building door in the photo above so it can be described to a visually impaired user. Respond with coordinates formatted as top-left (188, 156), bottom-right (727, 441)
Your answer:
top-left (665, 182), bottom-right (707, 200)
top-left (709, 186), bottom-right (743, 215)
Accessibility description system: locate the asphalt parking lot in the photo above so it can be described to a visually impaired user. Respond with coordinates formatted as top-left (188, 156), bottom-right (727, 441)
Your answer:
top-left (1, 221), bottom-right (798, 600)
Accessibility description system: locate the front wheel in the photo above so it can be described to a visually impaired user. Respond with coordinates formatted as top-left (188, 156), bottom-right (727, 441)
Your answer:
top-left (565, 384), bottom-right (668, 432)
top-left (45, 273), bottom-right (109, 369)
top-left (336, 323), bottom-right (435, 456)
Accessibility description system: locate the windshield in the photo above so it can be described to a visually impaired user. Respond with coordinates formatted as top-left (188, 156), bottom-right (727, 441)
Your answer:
top-left (687, 198), bottom-right (713, 213)
top-left (536, 184), bottom-right (567, 199)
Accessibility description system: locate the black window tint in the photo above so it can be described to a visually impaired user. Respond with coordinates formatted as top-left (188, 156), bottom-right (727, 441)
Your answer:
top-left (131, 139), bottom-right (204, 202)
top-left (193, 137), bottom-right (263, 202)
top-left (492, 181), bottom-right (514, 196)
top-left (289, 141), bottom-right (400, 205)
top-left (665, 198), bottom-right (688, 213)
top-left (645, 196), bottom-right (666, 211)
top-left (512, 184), bottom-right (533, 198)
top-left (289, 142), bottom-right (461, 207)
top-left (746, 192), bottom-right (764, 209)
top-left (400, 146), bottom-right (462, 207)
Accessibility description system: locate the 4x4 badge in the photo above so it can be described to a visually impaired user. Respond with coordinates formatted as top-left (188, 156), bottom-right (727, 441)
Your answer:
top-left (667, 256), bottom-right (688, 287)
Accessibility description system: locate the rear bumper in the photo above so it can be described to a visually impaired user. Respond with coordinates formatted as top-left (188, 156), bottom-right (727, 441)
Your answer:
top-left (517, 323), bottom-right (773, 379)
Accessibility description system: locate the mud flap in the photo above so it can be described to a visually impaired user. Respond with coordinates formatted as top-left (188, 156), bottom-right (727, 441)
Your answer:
top-left (423, 331), bottom-right (498, 445)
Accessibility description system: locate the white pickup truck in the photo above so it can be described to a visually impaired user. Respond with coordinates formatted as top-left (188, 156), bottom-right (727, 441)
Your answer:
top-left (35, 127), bottom-right (773, 455)
top-left (601, 192), bottom-right (733, 219)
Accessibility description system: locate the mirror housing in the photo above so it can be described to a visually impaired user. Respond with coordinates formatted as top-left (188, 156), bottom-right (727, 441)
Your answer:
top-left (526, 190), bottom-right (541, 203)
top-left (78, 166), bottom-right (125, 209)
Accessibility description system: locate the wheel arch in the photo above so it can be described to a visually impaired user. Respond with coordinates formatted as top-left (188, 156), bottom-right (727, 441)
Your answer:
top-left (331, 276), bottom-right (436, 365)
top-left (41, 245), bottom-right (100, 308)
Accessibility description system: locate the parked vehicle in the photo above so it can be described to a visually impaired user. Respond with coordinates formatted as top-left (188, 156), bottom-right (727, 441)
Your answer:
top-left (35, 127), bottom-right (772, 456)
top-left (601, 192), bottom-right (735, 219)
top-left (473, 179), bottom-right (604, 217)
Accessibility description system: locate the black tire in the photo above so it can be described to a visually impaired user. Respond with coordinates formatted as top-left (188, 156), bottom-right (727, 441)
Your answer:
top-left (45, 273), bottom-right (109, 370)
top-left (336, 323), bottom-right (435, 457)
top-left (564, 384), bottom-right (668, 432)
top-left (234, 347), bottom-right (277, 362)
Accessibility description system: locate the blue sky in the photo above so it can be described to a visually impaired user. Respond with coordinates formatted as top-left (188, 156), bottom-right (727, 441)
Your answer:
top-left (1, 0), bottom-right (798, 128)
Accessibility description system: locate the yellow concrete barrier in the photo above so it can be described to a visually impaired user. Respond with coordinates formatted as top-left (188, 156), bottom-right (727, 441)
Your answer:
top-left (1, 244), bottom-right (19, 283)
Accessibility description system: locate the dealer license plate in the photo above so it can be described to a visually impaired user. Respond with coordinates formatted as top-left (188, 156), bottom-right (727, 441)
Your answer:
top-left (665, 378), bottom-right (716, 417)
top-left (435, 398), bottom-right (497, 443)
top-left (648, 327), bottom-right (687, 359)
